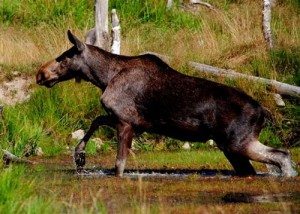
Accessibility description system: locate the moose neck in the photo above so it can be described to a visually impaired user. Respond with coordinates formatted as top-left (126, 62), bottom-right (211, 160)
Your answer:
top-left (81, 45), bottom-right (120, 90)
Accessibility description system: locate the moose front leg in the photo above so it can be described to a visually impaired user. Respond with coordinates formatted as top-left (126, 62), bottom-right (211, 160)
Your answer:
top-left (115, 121), bottom-right (134, 177)
top-left (74, 115), bottom-right (115, 172)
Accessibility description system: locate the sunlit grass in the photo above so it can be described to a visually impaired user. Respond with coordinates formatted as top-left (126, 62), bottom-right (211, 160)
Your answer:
top-left (0, 0), bottom-right (299, 154)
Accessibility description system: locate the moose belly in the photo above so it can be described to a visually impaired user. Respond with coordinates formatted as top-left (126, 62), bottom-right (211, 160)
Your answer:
top-left (148, 118), bottom-right (212, 142)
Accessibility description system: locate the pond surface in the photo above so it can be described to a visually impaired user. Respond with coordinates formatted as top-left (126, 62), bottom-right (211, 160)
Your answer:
top-left (26, 153), bottom-right (300, 213)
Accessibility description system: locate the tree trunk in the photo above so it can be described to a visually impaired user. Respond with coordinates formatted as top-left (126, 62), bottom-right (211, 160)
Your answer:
top-left (95, 0), bottom-right (110, 50)
top-left (262, 0), bottom-right (273, 49)
top-left (111, 9), bottom-right (121, 54)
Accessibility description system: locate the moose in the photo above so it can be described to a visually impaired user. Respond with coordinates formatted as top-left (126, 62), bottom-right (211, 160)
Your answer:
top-left (36, 31), bottom-right (297, 177)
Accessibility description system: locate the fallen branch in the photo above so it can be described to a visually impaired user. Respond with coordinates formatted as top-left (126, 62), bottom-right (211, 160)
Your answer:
top-left (2, 150), bottom-right (35, 165)
top-left (188, 62), bottom-right (300, 98)
top-left (190, 0), bottom-right (215, 10)
top-left (141, 51), bottom-right (300, 98)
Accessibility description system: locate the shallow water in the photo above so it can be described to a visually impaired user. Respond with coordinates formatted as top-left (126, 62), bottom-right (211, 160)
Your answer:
top-left (76, 167), bottom-right (269, 179)
top-left (73, 168), bottom-right (300, 204)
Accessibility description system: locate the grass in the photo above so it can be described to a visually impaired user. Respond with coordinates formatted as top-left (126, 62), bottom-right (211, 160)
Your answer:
top-left (0, 0), bottom-right (298, 151)
top-left (0, 0), bottom-right (299, 156)
top-left (1, 0), bottom-right (299, 213)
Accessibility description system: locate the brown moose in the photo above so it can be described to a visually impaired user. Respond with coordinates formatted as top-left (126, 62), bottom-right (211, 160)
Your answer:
top-left (36, 31), bottom-right (297, 177)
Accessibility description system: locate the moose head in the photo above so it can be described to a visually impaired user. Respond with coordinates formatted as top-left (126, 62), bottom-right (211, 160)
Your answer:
top-left (36, 30), bottom-right (86, 88)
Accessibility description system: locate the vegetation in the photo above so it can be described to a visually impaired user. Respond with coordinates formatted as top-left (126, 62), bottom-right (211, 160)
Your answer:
top-left (0, 150), bottom-right (299, 213)
top-left (1, 0), bottom-right (299, 156)
top-left (0, 1), bottom-right (299, 211)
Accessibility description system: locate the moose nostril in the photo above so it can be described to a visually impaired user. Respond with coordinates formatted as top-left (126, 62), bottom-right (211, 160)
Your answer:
top-left (36, 73), bottom-right (44, 84)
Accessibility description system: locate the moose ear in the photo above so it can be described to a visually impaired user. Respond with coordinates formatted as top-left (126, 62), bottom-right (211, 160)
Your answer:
top-left (67, 30), bottom-right (85, 52)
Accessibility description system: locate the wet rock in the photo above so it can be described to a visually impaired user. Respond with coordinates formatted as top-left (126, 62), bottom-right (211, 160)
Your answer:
top-left (182, 142), bottom-right (191, 150)
top-left (71, 129), bottom-right (85, 141)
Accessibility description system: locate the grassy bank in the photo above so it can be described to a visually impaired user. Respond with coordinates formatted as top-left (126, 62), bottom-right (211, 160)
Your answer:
top-left (0, 0), bottom-right (299, 156)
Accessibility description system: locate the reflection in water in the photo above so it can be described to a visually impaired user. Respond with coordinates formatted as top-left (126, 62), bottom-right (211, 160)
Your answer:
top-left (222, 192), bottom-right (300, 203)
top-left (74, 168), bottom-right (300, 205)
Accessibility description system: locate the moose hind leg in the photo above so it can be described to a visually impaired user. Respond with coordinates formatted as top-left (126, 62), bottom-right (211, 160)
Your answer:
top-left (115, 121), bottom-right (134, 177)
top-left (223, 151), bottom-right (256, 176)
top-left (245, 140), bottom-right (298, 177)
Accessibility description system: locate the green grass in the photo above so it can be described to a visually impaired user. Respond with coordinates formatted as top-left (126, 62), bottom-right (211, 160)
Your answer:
top-left (0, 82), bottom-right (103, 156)
top-left (0, 0), bottom-right (299, 155)
top-left (0, 165), bottom-right (58, 213)
top-left (0, 0), bottom-right (94, 28)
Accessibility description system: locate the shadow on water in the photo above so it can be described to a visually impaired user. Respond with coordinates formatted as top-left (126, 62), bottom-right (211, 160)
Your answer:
top-left (69, 168), bottom-right (300, 204)
top-left (222, 192), bottom-right (300, 203)
top-left (39, 166), bottom-right (300, 207)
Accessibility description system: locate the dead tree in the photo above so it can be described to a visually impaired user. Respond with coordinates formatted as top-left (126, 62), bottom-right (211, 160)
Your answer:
top-left (262, 0), bottom-right (273, 49)
top-left (111, 9), bottom-right (121, 54)
top-left (86, 1), bottom-right (121, 54)
top-left (85, 0), bottom-right (110, 51)
top-left (95, 0), bottom-right (109, 50)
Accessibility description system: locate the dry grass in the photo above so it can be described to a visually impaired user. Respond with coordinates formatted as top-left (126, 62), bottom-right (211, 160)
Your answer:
top-left (0, 0), bottom-right (299, 145)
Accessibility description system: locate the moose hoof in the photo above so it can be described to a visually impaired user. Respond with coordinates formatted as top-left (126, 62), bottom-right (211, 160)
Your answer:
top-left (74, 151), bottom-right (86, 172)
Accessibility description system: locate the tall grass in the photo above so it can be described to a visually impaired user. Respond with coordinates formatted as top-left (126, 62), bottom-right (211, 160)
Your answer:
top-left (0, 0), bottom-right (299, 154)
top-left (0, 0), bottom-right (94, 28)
top-left (0, 166), bottom-right (59, 213)
top-left (0, 82), bottom-right (103, 156)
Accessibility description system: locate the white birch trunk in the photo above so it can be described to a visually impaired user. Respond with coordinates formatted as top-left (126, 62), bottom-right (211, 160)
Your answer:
top-left (95, 0), bottom-right (110, 50)
top-left (262, 0), bottom-right (273, 49)
top-left (111, 9), bottom-right (121, 54)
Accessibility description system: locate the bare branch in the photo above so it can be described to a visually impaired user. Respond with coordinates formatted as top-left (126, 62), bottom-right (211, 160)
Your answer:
top-left (190, 0), bottom-right (215, 10)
